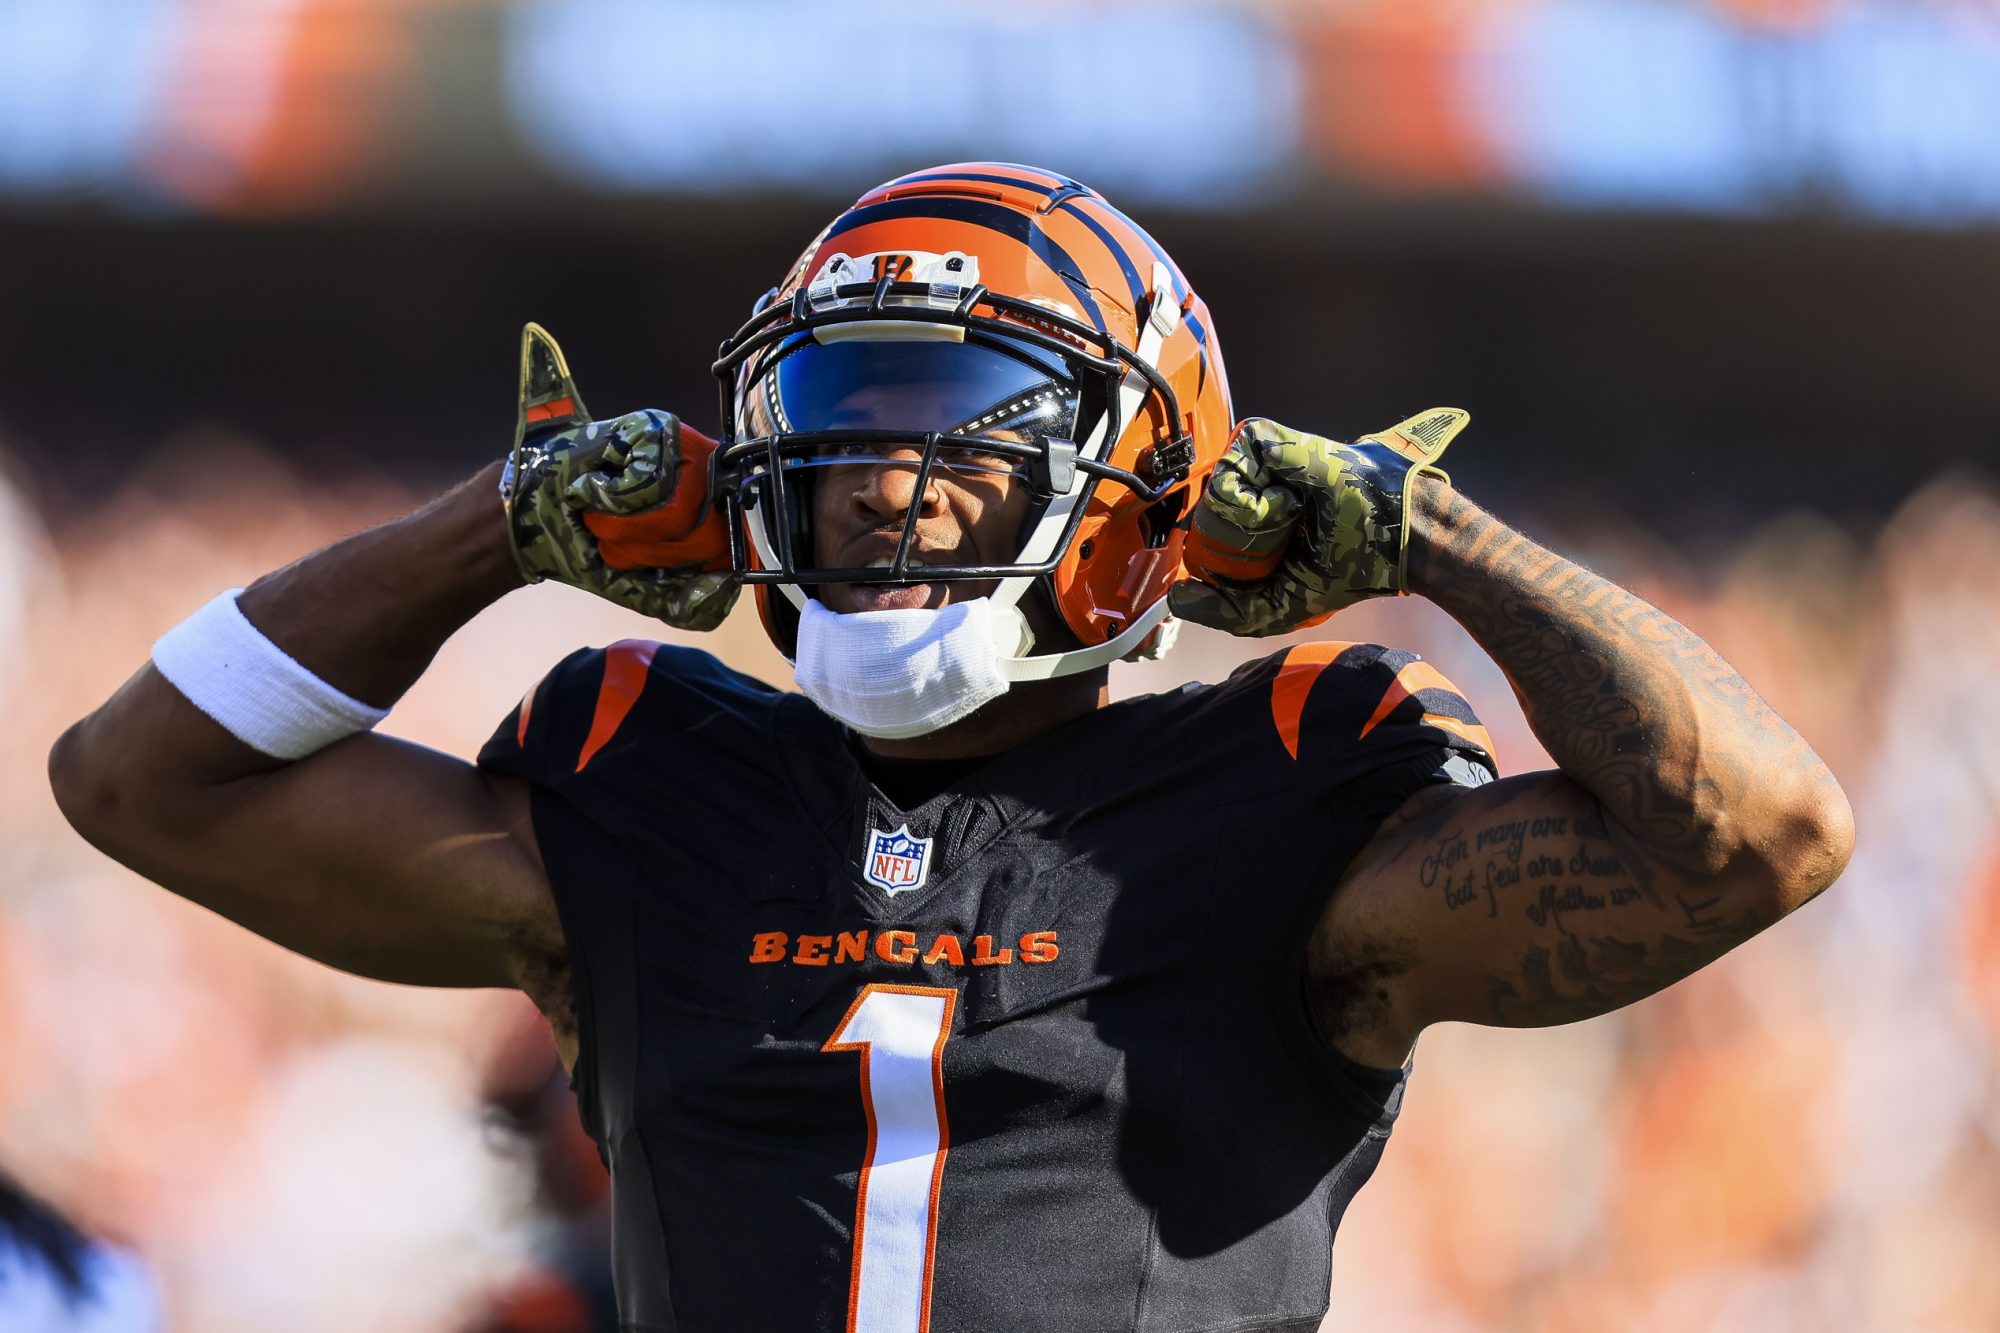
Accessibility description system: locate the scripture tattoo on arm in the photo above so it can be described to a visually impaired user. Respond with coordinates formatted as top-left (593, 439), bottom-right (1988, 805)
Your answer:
top-left (1407, 482), bottom-right (1846, 894)
top-left (1314, 487), bottom-right (1851, 1048)
top-left (1327, 774), bottom-right (1775, 1032)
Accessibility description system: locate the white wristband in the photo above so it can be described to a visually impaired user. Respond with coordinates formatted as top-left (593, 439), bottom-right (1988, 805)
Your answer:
top-left (150, 590), bottom-right (390, 760)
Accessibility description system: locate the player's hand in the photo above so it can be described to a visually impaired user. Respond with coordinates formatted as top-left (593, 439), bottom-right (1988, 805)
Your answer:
top-left (1167, 408), bottom-right (1469, 637)
top-left (501, 324), bottom-right (738, 631)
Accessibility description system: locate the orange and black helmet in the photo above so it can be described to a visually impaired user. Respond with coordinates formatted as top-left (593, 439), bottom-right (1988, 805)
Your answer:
top-left (711, 162), bottom-right (1233, 676)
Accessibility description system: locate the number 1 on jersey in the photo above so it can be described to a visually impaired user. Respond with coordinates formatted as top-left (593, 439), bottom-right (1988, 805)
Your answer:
top-left (824, 984), bottom-right (957, 1333)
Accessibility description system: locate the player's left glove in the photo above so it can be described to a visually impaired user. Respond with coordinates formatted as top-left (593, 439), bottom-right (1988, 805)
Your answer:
top-left (501, 323), bottom-right (738, 631)
top-left (1168, 408), bottom-right (1470, 637)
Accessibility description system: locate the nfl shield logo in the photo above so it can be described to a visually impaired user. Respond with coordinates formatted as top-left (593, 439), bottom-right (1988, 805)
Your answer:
top-left (864, 824), bottom-right (932, 896)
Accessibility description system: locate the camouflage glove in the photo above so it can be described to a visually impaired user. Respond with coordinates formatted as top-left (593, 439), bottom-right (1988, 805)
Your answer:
top-left (501, 323), bottom-right (738, 631)
top-left (1168, 408), bottom-right (1469, 637)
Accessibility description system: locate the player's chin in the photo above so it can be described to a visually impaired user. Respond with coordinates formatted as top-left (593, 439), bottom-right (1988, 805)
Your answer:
top-left (820, 578), bottom-right (997, 614)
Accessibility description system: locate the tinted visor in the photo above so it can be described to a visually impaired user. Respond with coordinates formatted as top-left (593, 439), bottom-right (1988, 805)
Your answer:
top-left (739, 332), bottom-right (1080, 455)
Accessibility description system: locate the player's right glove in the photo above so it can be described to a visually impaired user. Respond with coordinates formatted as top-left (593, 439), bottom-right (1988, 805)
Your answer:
top-left (1168, 408), bottom-right (1469, 637)
top-left (500, 323), bottom-right (738, 631)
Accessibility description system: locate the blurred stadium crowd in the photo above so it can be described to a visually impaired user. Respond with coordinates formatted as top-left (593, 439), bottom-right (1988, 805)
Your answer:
top-left (5, 0), bottom-right (2000, 1329)
top-left (0, 443), bottom-right (1994, 1331)
top-left (5, 0), bottom-right (2000, 222)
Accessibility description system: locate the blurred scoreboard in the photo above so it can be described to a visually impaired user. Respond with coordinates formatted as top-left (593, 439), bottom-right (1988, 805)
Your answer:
top-left (3, 0), bottom-right (1999, 224)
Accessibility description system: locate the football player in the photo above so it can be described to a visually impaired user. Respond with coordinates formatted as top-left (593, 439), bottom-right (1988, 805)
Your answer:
top-left (51, 164), bottom-right (1853, 1332)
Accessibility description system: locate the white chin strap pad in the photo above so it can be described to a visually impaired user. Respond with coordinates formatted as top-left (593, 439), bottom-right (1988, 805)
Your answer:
top-left (793, 597), bottom-right (1033, 740)
top-left (791, 592), bottom-right (1173, 739)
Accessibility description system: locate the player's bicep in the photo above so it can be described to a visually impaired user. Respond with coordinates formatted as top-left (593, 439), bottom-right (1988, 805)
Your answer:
top-left (189, 733), bottom-right (557, 987)
top-left (1313, 769), bottom-right (1771, 1061)
top-left (62, 671), bottom-right (559, 990)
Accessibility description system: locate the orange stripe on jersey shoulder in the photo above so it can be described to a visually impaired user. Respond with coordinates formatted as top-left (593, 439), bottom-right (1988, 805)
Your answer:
top-left (1270, 642), bottom-right (1361, 761)
top-left (1358, 660), bottom-right (1496, 760)
top-left (515, 684), bottom-right (535, 748)
top-left (575, 640), bottom-right (660, 773)
top-left (1357, 660), bottom-right (1456, 740)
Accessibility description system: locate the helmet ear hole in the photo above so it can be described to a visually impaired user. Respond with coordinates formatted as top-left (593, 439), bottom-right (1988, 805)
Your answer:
top-left (1138, 490), bottom-right (1186, 549)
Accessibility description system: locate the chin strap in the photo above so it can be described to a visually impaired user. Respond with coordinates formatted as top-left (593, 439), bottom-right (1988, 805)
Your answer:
top-left (989, 261), bottom-right (1186, 680)
top-left (993, 598), bottom-right (1175, 683)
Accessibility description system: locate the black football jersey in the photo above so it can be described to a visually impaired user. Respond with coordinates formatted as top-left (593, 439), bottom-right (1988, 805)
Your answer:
top-left (479, 639), bottom-right (1496, 1333)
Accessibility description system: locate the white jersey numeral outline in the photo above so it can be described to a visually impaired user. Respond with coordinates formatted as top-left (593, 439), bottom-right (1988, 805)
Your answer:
top-left (823, 983), bottom-right (958, 1333)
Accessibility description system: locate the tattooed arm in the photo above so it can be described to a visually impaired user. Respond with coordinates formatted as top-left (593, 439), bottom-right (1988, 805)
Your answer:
top-left (1307, 479), bottom-right (1855, 1068)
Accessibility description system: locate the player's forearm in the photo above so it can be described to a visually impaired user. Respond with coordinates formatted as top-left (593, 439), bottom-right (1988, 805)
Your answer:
top-left (1404, 477), bottom-right (1853, 913)
top-left (235, 462), bottom-right (522, 708)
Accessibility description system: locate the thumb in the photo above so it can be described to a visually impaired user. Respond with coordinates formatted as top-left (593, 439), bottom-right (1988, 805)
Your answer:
top-left (518, 322), bottom-right (591, 437)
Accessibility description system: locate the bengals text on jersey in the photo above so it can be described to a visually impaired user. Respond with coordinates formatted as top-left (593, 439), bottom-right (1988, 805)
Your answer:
top-left (479, 641), bottom-right (1494, 1333)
